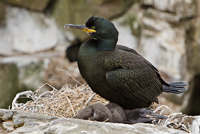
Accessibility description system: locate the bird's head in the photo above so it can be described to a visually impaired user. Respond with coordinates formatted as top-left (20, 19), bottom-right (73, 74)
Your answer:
top-left (64, 16), bottom-right (118, 41)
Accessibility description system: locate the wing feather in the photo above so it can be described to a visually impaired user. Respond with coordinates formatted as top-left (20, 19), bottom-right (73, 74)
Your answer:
top-left (100, 47), bottom-right (163, 103)
top-left (106, 69), bottom-right (161, 103)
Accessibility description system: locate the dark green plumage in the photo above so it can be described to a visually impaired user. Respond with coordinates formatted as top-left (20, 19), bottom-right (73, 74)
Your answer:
top-left (64, 16), bottom-right (187, 109)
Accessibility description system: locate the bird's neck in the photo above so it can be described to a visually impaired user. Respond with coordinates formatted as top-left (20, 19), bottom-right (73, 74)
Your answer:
top-left (97, 38), bottom-right (117, 51)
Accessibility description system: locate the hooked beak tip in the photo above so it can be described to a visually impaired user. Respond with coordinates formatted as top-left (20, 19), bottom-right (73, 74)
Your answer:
top-left (64, 24), bottom-right (72, 28)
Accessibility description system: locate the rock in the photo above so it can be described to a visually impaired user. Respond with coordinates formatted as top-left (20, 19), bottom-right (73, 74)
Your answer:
top-left (145, 8), bottom-right (180, 24)
top-left (138, 0), bottom-right (187, 82)
top-left (0, 108), bottom-right (191, 134)
top-left (0, 51), bottom-right (88, 108)
top-left (138, 4), bottom-right (187, 108)
top-left (0, 7), bottom-right (59, 55)
top-left (12, 110), bottom-right (58, 128)
top-left (0, 108), bottom-right (14, 121)
top-left (165, 1), bottom-right (200, 115)
top-left (140, 16), bottom-right (185, 80)
top-left (1, 0), bottom-right (50, 11)
top-left (112, 14), bottom-right (138, 49)
top-left (0, 52), bottom-right (61, 108)
top-left (2, 121), bottom-right (14, 131)
top-left (142, 0), bottom-right (196, 19)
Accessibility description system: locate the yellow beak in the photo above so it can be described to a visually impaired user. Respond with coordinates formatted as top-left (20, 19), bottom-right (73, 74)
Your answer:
top-left (64, 24), bottom-right (96, 33)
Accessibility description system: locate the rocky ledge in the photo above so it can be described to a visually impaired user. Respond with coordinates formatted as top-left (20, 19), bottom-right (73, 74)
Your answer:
top-left (0, 108), bottom-right (191, 134)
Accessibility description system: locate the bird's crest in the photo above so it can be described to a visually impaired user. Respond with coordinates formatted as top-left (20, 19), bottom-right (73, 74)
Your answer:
top-left (85, 16), bottom-right (102, 27)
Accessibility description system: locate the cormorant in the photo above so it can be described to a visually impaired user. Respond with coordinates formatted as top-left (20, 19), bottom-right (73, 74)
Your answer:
top-left (64, 16), bottom-right (187, 109)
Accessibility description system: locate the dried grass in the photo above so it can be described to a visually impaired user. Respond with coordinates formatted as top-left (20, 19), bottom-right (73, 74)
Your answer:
top-left (11, 83), bottom-right (195, 133)
top-left (12, 62), bottom-right (193, 133)
top-left (12, 83), bottom-right (108, 118)
top-left (12, 58), bottom-right (108, 118)
top-left (153, 105), bottom-right (193, 133)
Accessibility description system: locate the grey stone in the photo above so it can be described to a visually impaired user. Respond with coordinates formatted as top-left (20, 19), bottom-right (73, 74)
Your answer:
top-left (1, 0), bottom-right (50, 11)
top-left (2, 121), bottom-right (14, 131)
top-left (0, 108), bottom-right (190, 134)
top-left (0, 27), bottom-right (17, 56)
top-left (12, 110), bottom-right (58, 128)
top-left (0, 7), bottom-right (59, 55)
top-left (140, 16), bottom-right (185, 80)
top-left (0, 52), bottom-right (61, 108)
top-left (0, 109), bottom-right (14, 121)
top-left (145, 8), bottom-right (180, 23)
top-left (142, 0), bottom-right (196, 18)
top-left (112, 15), bottom-right (138, 49)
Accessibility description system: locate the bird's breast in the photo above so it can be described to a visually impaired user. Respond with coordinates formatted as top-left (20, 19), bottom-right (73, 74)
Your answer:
top-left (78, 44), bottom-right (104, 81)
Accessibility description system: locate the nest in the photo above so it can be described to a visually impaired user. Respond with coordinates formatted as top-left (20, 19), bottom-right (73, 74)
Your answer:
top-left (12, 83), bottom-right (194, 133)
top-left (153, 105), bottom-right (194, 133)
top-left (12, 83), bottom-right (108, 118)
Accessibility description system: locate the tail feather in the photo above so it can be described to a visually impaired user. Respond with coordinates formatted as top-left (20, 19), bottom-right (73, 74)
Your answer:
top-left (163, 81), bottom-right (187, 94)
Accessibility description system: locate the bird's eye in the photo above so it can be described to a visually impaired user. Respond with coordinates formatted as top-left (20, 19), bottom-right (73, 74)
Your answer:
top-left (92, 26), bottom-right (96, 29)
